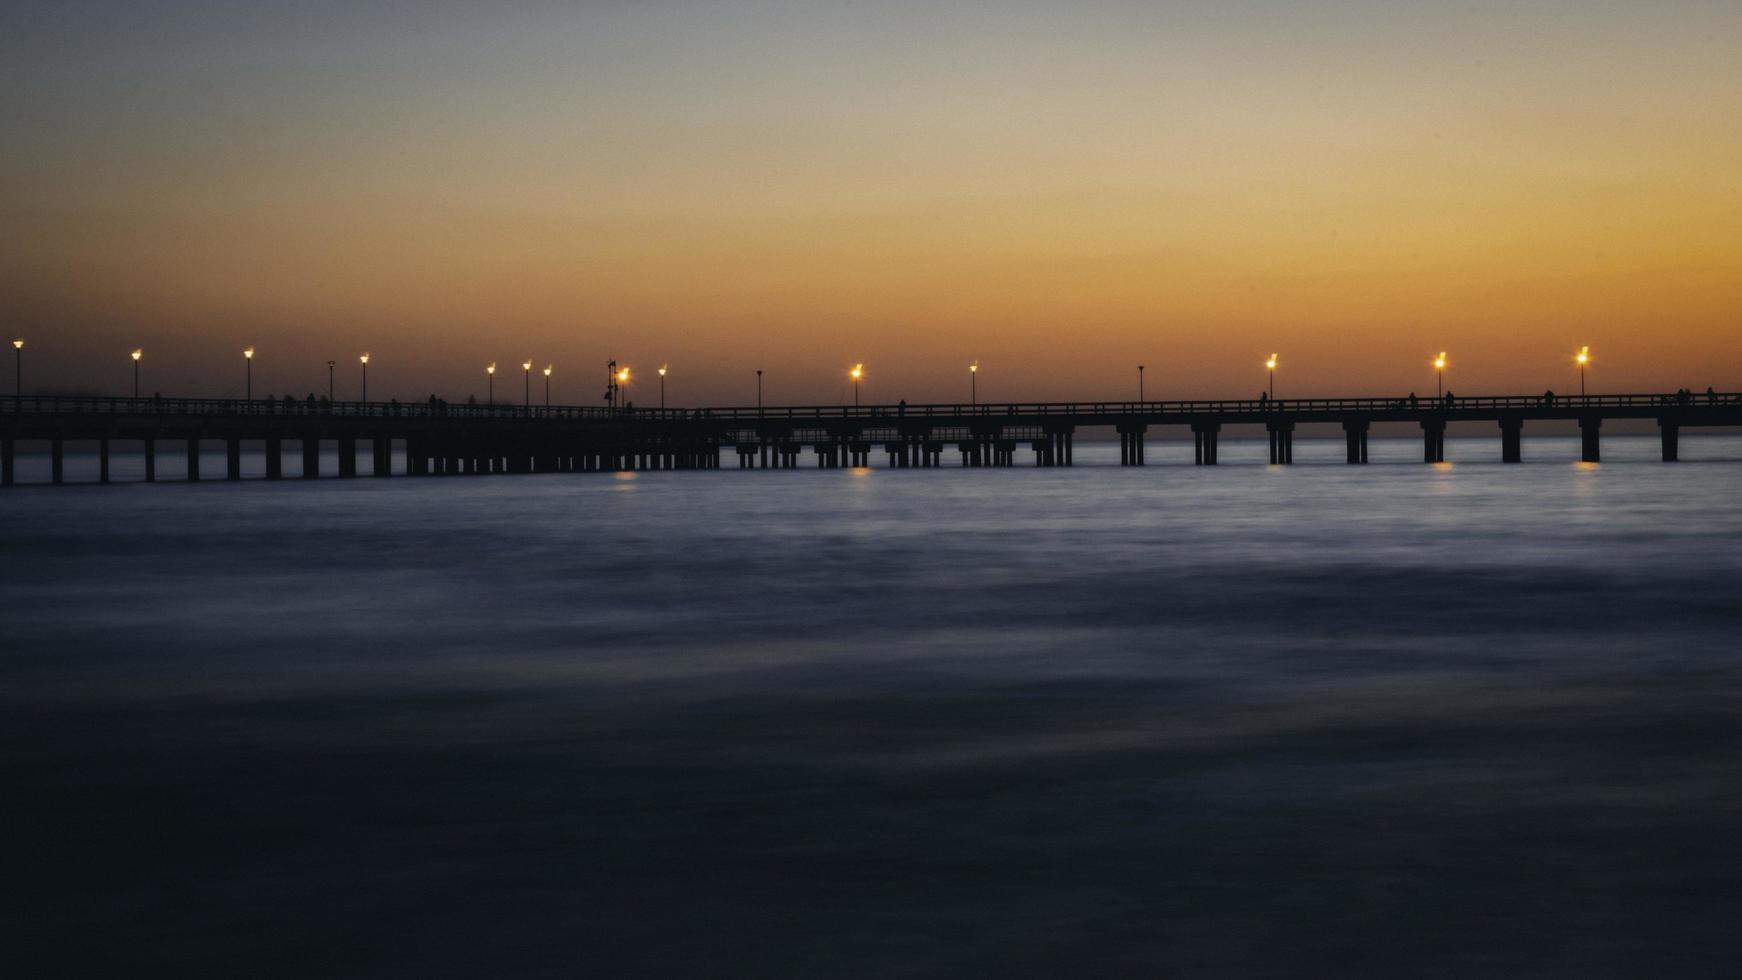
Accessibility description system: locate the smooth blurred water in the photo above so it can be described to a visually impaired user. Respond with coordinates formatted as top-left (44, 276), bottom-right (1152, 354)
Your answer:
top-left (4, 436), bottom-right (1741, 977)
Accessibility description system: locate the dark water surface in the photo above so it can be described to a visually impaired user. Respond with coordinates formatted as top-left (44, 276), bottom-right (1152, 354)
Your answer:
top-left (4, 436), bottom-right (1741, 977)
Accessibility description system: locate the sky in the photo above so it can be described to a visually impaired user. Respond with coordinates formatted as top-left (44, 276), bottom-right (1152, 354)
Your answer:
top-left (2, 0), bottom-right (1738, 405)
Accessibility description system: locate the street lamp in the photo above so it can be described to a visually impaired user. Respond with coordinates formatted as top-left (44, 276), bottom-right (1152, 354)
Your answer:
top-left (970, 361), bottom-right (978, 406)
top-left (131, 348), bottom-right (143, 397)
top-left (1433, 352), bottom-right (1447, 399)
top-left (543, 364), bottom-right (552, 408)
top-left (658, 365), bottom-right (667, 410)
top-left (359, 353), bottom-right (370, 402)
top-left (850, 363), bottom-right (863, 408)
top-left (244, 346), bottom-right (255, 400)
top-left (326, 360), bottom-right (335, 401)
top-left (1265, 354), bottom-right (1277, 400)
top-left (1576, 346), bottom-right (1589, 398)
top-left (487, 362), bottom-right (496, 406)
top-left (756, 369), bottom-right (763, 414)
top-left (1138, 364), bottom-right (1145, 402)
top-left (522, 359), bottom-right (532, 408)
top-left (12, 338), bottom-right (22, 402)
top-left (616, 366), bottom-right (629, 409)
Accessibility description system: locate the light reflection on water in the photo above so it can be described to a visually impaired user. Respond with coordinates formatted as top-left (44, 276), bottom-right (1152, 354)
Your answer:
top-left (2, 435), bottom-right (1741, 977)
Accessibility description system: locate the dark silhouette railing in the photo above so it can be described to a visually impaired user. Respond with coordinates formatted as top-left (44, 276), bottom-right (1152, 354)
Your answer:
top-left (5, 391), bottom-right (1737, 423)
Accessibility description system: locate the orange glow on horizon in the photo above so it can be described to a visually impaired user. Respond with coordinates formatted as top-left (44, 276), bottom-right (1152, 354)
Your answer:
top-left (2, 4), bottom-right (1738, 403)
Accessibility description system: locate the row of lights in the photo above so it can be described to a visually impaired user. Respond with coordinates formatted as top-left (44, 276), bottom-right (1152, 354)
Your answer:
top-left (8, 340), bottom-right (1598, 404)
top-left (843, 348), bottom-right (1594, 405)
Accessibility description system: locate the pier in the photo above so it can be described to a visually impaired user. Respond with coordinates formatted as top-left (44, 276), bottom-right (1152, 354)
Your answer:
top-left (3, 391), bottom-right (1737, 484)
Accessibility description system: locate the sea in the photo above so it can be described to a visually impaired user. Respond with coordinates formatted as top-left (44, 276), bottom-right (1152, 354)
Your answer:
top-left (3, 434), bottom-right (1740, 977)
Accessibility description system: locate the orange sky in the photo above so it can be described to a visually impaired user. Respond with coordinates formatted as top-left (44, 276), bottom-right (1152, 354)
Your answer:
top-left (2, 1), bottom-right (1738, 404)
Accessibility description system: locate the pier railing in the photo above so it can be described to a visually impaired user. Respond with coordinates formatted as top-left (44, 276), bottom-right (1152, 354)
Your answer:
top-left (5, 391), bottom-right (1736, 423)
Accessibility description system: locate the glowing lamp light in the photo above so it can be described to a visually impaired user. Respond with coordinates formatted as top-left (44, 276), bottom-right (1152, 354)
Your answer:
top-left (359, 353), bottom-right (370, 364)
top-left (14, 339), bottom-right (25, 350)
top-left (487, 362), bottom-right (496, 374)
top-left (658, 365), bottom-right (667, 377)
top-left (969, 361), bottom-right (978, 372)
top-left (131, 348), bottom-right (143, 361)
top-left (1576, 346), bottom-right (1590, 365)
top-left (617, 368), bottom-right (630, 383)
top-left (522, 360), bottom-right (532, 371)
top-left (244, 346), bottom-right (255, 359)
top-left (1434, 352), bottom-right (1446, 370)
top-left (850, 364), bottom-right (863, 381)
top-left (543, 365), bottom-right (552, 377)
top-left (1266, 354), bottom-right (1278, 370)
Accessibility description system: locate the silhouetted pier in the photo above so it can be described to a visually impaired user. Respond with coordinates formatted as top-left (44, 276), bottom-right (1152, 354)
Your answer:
top-left (3, 392), bottom-right (1738, 484)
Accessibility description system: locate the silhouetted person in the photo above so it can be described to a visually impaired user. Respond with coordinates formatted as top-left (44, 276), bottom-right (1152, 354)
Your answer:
top-left (1543, 389), bottom-right (1555, 407)
top-left (1408, 392), bottom-right (1418, 408)
top-left (1707, 386), bottom-right (1717, 404)
top-left (1259, 392), bottom-right (1268, 407)
top-left (898, 399), bottom-right (906, 417)
top-left (1444, 390), bottom-right (1455, 407)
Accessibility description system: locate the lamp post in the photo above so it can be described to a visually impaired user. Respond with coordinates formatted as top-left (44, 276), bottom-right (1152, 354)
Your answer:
top-left (658, 365), bottom-right (667, 410)
top-left (244, 346), bottom-right (255, 400)
top-left (1265, 353), bottom-right (1277, 400)
top-left (327, 360), bottom-right (335, 401)
top-left (1576, 346), bottom-right (1589, 398)
top-left (970, 361), bottom-right (978, 406)
top-left (756, 369), bottom-right (763, 415)
top-left (359, 353), bottom-right (369, 402)
top-left (543, 365), bottom-right (552, 408)
top-left (1434, 352), bottom-right (1447, 399)
top-left (131, 348), bottom-right (142, 398)
top-left (487, 362), bottom-right (496, 406)
top-left (1138, 364), bottom-right (1145, 402)
top-left (12, 338), bottom-right (21, 402)
top-left (616, 366), bottom-right (629, 409)
top-left (850, 364), bottom-right (863, 408)
top-left (522, 360), bottom-right (532, 408)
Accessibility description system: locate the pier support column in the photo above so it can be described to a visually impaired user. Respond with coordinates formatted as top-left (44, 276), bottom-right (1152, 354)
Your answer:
top-left (1267, 421), bottom-right (1295, 464)
top-left (99, 438), bottom-right (110, 483)
top-left (1659, 420), bottom-right (1679, 462)
top-left (1192, 423), bottom-right (1220, 464)
top-left (1500, 418), bottom-right (1523, 463)
top-left (51, 437), bottom-right (64, 484)
top-left (2, 437), bottom-right (14, 486)
top-left (1420, 419), bottom-right (1446, 463)
top-left (302, 439), bottom-right (320, 478)
top-left (338, 437), bottom-right (357, 477)
top-left (265, 437), bottom-right (282, 479)
top-left (226, 438), bottom-right (241, 480)
top-left (144, 437), bottom-right (156, 482)
top-left (1579, 416), bottom-right (1601, 463)
top-left (1342, 419), bottom-right (1369, 464)
top-left (186, 438), bottom-right (200, 481)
